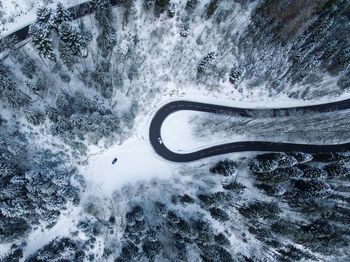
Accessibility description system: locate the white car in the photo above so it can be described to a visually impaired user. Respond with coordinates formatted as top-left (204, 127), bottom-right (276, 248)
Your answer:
top-left (158, 137), bottom-right (163, 144)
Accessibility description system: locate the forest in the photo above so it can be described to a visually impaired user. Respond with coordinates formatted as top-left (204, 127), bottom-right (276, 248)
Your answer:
top-left (0, 0), bottom-right (349, 261)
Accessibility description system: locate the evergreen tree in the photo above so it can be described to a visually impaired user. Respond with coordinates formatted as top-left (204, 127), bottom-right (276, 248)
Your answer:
top-left (55, 93), bottom-right (70, 111)
top-left (0, 64), bottom-right (16, 93)
top-left (210, 159), bottom-right (237, 176)
top-left (91, 0), bottom-right (111, 10)
top-left (58, 21), bottom-right (83, 56)
top-left (209, 207), bottom-right (229, 221)
top-left (5, 90), bottom-right (31, 110)
top-left (45, 106), bottom-right (60, 122)
top-left (144, 0), bottom-right (155, 10)
top-left (96, 30), bottom-right (116, 58)
top-left (58, 43), bottom-right (75, 68)
top-left (155, 0), bottom-right (170, 14)
top-left (57, 21), bottom-right (85, 67)
top-left (229, 68), bottom-right (241, 85)
top-left (197, 52), bottom-right (216, 74)
top-left (206, 0), bottom-right (218, 18)
top-left (288, 152), bottom-right (313, 163)
top-left (93, 64), bottom-right (113, 98)
top-left (142, 239), bottom-right (162, 260)
top-left (180, 23), bottom-right (190, 37)
top-left (0, 35), bottom-right (19, 57)
top-left (0, 163), bottom-right (16, 177)
top-left (91, 0), bottom-right (116, 57)
top-left (7, 143), bottom-right (26, 157)
top-left (21, 60), bottom-right (37, 79)
top-left (185, 0), bottom-right (198, 11)
top-left (26, 82), bottom-right (41, 98)
top-left (24, 109), bottom-right (46, 126)
top-left (28, 23), bottom-right (56, 61)
top-left (0, 138), bottom-right (6, 150)
top-left (167, 3), bottom-right (176, 17)
top-left (51, 2), bottom-right (71, 29)
top-left (36, 7), bottom-right (52, 24)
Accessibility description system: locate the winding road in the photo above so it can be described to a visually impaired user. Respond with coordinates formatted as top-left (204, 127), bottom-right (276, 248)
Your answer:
top-left (2, 2), bottom-right (350, 163)
top-left (149, 100), bottom-right (350, 162)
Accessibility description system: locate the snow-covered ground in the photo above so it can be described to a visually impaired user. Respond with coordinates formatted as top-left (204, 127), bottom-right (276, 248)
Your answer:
top-left (1, 0), bottom-right (349, 259)
top-left (21, 206), bottom-right (81, 259)
top-left (161, 91), bottom-right (350, 153)
top-left (82, 137), bottom-right (177, 196)
top-left (161, 110), bottom-right (244, 153)
top-left (81, 91), bottom-right (350, 196)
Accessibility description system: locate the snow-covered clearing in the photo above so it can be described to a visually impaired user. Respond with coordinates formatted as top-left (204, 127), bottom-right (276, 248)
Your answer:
top-left (160, 92), bottom-right (350, 153)
top-left (80, 90), bottom-right (350, 196)
top-left (161, 110), bottom-right (245, 153)
top-left (82, 137), bottom-right (177, 196)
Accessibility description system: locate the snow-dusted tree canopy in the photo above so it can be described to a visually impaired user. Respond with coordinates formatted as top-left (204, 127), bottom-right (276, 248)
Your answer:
top-left (0, 0), bottom-right (349, 261)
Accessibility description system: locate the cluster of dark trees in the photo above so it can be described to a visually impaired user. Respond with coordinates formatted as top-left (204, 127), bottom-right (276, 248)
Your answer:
top-left (91, 0), bottom-right (116, 58)
top-left (5, 0), bottom-right (349, 103)
top-left (2, 62), bottom-right (125, 155)
top-left (0, 2), bottom-right (140, 252)
top-left (0, 64), bottom-right (32, 110)
top-left (250, 152), bottom-right (312, 173)
top-left (210, 158), bottom-right (237, 177)
top-left (28, 3), bottom-right (89, 65)
top-left (48, 91), bottom-right (121, 146)
top-left (93, 63), bottom-right (115, 98)
top-left (107, 158), bottom-right (247, 261)
top-left (1, 243), bottom-right (24, 262)
top-left (114, 205), bottom-right (162, 261)
top-left (197, 52), bottom-right (216, 74)
top-left (3, 215), bottom-right (107, 261)
top-left (25, 237), bottom-right (84, 262)
top-left (248, 151), bottom-right (350, 259)
top-left (7, 151), bottom-right (348, 261)
top-left (26, 1), bottom-right (123, 100)
top-left (236, 0), bottom-right (350, 97)
top-left (112, 202), bottom-right (233, 262)
top-left (142, 0), bottom-right (219, 18)
top-left (0, 118), bottom-right (82, 244)
top-left (25, 197), bottom-right (233, 261)
top-left (1, 56), bottom-right (123, 150)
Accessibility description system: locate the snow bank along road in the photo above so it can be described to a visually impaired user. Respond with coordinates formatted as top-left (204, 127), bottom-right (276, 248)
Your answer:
top-left (150, 100), bottom-right (350, 162)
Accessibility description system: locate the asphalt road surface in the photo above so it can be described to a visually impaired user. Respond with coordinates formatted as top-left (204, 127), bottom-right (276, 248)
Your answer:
top-left (149, 100), bottom-right (350, 162)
